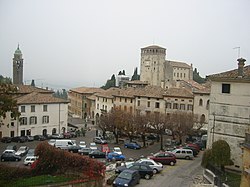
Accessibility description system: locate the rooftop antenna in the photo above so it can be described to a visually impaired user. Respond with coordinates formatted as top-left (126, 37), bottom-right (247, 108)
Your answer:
top-left (233, 47), bottom-right (240, 58)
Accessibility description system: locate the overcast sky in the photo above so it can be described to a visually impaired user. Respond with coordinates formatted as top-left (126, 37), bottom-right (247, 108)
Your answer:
top-left (0, 0), bottom-right (249, 90)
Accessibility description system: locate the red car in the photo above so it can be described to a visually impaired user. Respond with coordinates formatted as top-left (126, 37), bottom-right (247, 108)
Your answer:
top-left (148, 151), bottom-right (176, 166)
top-left (187, 143), bottom-right (200, 152)
top-left (101, 144), bottom-right (110, 154)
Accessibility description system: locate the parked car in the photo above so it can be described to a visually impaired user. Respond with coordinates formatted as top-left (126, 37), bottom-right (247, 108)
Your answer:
top-left (113, 169), bottom-right (140, 187)
top-left (107, 152), bottom-right (125, 161)
top-left (171, 148), bottom-right (194, 160)
top-left (1, 153), bottom-right (21, 162)
top-left (1, 137), bottom-right (12, 143)
top-left (68, 145), bottom-right (81, 153)
top-left (48, 139), bottom-right (56, 146)
top-left (136, 158), bottom-right (163, 174)
top-left (24, 135), bottom-right (34, 141)
top-left (15, 146), bottom-right (29, 156)
top-left (115, 162), bottom-right (153, 180)
top-left (34, 135), bottom-right (46, 141)
top-left (11, 136), bottom-right (26, 143)
top-left (63, 132), bottom-right (71, 139)
top-left (26, 149), bottom-right (35, 156)
top-left (113, 146), bottom-right (122, 155)
top-left (146, 134), bottom-right (158, 140)
top-left (101, 144), bottom-right (110, 153)
top-left (181, 146), bottom-right (198, 157)
top-left (3, 149), bottom-right (16, 154)
top-left (78, 147), bottom-right (92, 155)
top-left (89, 150), bottom-right (106, 159)
top-left (6, 145), bottom-right (17, 151)
top-left (24, 156), bottom-right (38, 166)
top-left (79, 141), bottom-right (87, 148)
top-left (51, 133), bottom-right (64, 139)
top-left (89, 142), bottom-right (98, 150)
top-left (187, 143), bottom-right (200, 152)
top-left (148, 151), bottom-right (176, 165)
top-left (124, 142), bottom-right (141, 149)
top-left (93, 137), bottom-right (107, 144)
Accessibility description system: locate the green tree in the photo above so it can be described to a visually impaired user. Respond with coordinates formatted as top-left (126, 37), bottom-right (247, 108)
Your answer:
top-left (0, 75), bottom-right (12, 84)
top-left (193, 68), bottom-right (206, 84)
top-left (131, 67), bottom-right (140, 81)
top-left (0, 83), bottom-right (20, 119)
top-left (101, 74), bottom-right (116, 90)
top-left (201, 149), bottom-right (213, 168)
top-left (212, 140), bottom-right (233, 172)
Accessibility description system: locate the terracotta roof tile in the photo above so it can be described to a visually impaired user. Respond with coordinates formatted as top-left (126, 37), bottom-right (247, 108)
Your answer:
top-left (95, 88), bottom-right (120, 99)
top-left (70, 87), bottom-right (104, 94)
top-left (163, 87), bottom-right (193, 98)
top-left (207, 65), bottom-right (250, 81)
top-left (16, 85), bottom-right (54, 94)
top-left (17, 92), bottom-right (69, 105)
top-left (167, 60), bottom-right (191, 69)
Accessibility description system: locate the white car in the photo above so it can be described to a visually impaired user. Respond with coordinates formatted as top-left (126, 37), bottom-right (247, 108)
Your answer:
top-left (89, 142), bottom-right (98, 150)
top-left (79, 141), bottom-right (87, 148)
top-left (24, 156), bottom-right (38, 166)
top-left (136, 158), bottom-right (163, 174)
top-left (15, 146), bottom-right (29, 156)
top-left (3, 150), bottom-right (16, 154)
top-left (113, 147), bottom-right (122, 155)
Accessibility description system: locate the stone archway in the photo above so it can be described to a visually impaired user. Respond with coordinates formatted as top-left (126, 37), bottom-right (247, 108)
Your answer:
top-left (52, 128), bottom-right (57, 134)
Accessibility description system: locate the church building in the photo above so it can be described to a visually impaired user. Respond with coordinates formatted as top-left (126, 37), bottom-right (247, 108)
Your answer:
top-left (13, 45), bottom-right (24, 85)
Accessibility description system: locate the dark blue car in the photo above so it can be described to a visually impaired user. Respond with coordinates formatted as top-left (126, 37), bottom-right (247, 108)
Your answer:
top-left (107, 152), bottom-right (125, 161)
top-left (124, 142), bottom-right (141, 149)
top-left (113, 169), bottom-right (140, 187)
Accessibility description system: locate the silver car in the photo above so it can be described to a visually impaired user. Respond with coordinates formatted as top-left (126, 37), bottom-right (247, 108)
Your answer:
top-left (136, 158), bottom-right (163, 174)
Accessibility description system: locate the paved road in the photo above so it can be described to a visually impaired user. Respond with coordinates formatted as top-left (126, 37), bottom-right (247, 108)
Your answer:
top-left (137, 152), bottom-right (203, 187)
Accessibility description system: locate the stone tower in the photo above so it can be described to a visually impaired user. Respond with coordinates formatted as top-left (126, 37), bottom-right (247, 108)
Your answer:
top-left (13, 44), bottom-right (23, 85)
top-left (140, 45), bottom-right (166, 86)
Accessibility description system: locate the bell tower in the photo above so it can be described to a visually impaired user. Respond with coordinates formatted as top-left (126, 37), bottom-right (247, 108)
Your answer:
top-left (13, 44), bottom-right (24, 85)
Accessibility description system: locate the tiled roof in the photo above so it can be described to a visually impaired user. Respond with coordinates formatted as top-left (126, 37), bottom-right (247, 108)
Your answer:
top-left (16, 85), bottom-right (54, 94)
top-left (163, 87), bottom-right (193, 98)
top-left (207, 65), bottom-right (250, 81)
top-left (17, 92), bottom-right (69, 105)
top-left (95, 88), bottom-right (120, 99)
top-left (70, 87), bottom-right (104, 94)
top-left (183, 80), bottom-right (211, 94)
top-left (113, 87), bottom-right (138, 98)
top-left (167, 60), bottom-right (191, 69)
top-left (135, 86), bottom-right (166, 98)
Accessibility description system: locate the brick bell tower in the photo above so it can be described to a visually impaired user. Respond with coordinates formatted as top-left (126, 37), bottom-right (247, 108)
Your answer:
top-left (13, 44), bottom-right (24, 85)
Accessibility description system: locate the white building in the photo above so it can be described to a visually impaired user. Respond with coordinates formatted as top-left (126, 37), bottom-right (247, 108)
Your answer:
top-left (207, 58), bottom-right (250, 169)
top-left (0, 85), bottom-right (69, 137)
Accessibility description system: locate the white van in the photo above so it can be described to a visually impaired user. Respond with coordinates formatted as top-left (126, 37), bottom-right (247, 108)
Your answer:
top-left (54, 139), bottom-right (76, 150)
top-left (172, 148), bottom-right (194, 160)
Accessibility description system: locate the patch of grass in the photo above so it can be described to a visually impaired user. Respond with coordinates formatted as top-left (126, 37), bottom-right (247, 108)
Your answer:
top-left (2, 175), bottom-right (75, 187)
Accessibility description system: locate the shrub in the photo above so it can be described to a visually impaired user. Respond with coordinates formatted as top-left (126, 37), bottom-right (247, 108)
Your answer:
top-left (33, 142), bottom-right (105, 178)
top-left (0, 164), bottom-right (33, 180)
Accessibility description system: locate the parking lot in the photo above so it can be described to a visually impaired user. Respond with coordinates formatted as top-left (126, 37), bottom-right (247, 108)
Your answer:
top-left (0, 127), bottom-right (203, 187)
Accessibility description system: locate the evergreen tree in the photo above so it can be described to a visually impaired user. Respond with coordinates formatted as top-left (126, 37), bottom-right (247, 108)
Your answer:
top-left (31, 79), bottom-right (35, 87)
top-left (101, 74), bottom-right (116, 90)
top-left (193, 68), bottom-right (206, 84)
top-left (131, 67), bottom-right (140, 81)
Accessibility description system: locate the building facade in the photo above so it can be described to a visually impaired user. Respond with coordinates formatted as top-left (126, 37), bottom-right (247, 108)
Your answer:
top-left (140, 45), bottom-right (193, 88)
top-left (0, 85), bottom-right (69, 137)
top-left (207, 58), bottom-right (250, 169)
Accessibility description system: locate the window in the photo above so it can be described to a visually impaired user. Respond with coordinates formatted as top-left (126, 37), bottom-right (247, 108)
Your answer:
top-left (138, 100), bottom-right (140, 106)
top-left (187, 104), bottom-right (193, 111)
top-left (173, 103), bottom-right (178, 109)
top-left (97, 104), bottom-right (99, 109)
top-left (155, 102), bottom-right (160, 108)
top-left (180, 104), bottom-right (185, 110)
top-left (147, 101), bottom-right (150, 107)
top-left (130, 107), bottom-right (133, 113)
top-left (11, 122), bottom-right (14, 127)
top-left (31, 105), bottom-right (35, 112)
top-left (21, 106), bottom-right (25, 113)
top-left (20, 117), bottom-right (27, 125)
top-left (222, 83), bottom-right (230, 93)
top-left (43, 105), bottom-right (47, 112)
top-left (166, 102), bottom-right (171, 109)
top-left (120, 98), bottom-right (122, 102)
top-left (124, 106), bottom-right (127, 111)
top-left (206, 100), bottom-right (210, 110)
top-left (125, 98), bottom-right (127, 103)
top-left (130, 99), bottom-right (133, 103)
top-left (30, 116), bottom-right (37, 125)
top-left (42, 116), bottom-right (49, 124)
top-left (199, 99), bottom-right (203, 106)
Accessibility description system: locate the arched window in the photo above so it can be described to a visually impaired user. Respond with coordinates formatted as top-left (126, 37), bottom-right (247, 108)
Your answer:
top-left (199, 99), bottom-right (203, 106)
top-left (206, 100), bottom-right (210, 110)
top-left (200, 114), bottom-right (205, 124)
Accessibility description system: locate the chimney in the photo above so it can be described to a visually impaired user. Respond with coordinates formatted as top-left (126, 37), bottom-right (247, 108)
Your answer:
top-left (237, 58), bottom-right (246, 77)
